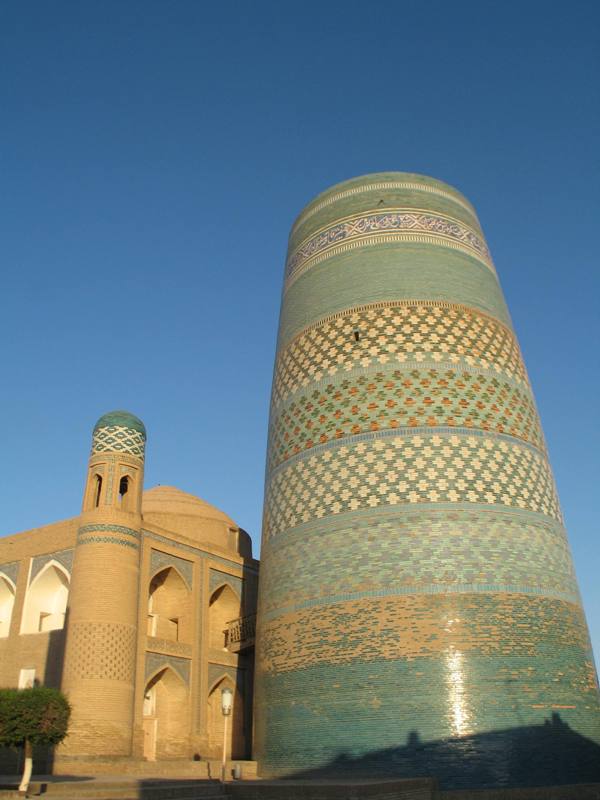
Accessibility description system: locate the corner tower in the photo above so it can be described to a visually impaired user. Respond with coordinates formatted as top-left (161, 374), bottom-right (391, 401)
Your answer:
top-left (254, 173), bottom-right (600, 786)
top-left (61, 411), bottom-right (146, 757)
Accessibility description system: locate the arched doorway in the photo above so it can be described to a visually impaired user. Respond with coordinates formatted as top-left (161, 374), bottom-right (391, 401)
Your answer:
top-left (20, 562), bottom-right (69, 634)
top-left (147, 567), bottom-right (191, 643)
top-left (208, 584), bottom-right (241, 650)
top-left (0, 575), bottom-right (15, 637)
top-left (207, 677), bottom-right (245, 759)
top-left (142, 667), bottom-right (190, 760)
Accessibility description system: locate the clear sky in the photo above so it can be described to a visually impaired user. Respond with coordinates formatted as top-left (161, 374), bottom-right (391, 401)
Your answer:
top-left (1, 2), bottom-right (599, 659)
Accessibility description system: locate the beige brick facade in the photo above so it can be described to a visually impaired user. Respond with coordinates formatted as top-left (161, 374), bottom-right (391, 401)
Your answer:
top-left (0, 412), bottom-right (258, 771)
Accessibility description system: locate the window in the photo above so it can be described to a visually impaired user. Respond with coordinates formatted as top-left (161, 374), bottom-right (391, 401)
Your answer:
top-left (18, 668), bottom-right (36, 689)
top-left (118, 476), bottom-right (129, 507)
top-left (94, 474), bottom-right (102, 507)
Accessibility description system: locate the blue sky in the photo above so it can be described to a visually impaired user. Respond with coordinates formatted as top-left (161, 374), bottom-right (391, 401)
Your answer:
top-left (1, 2), bottom-right (599, 659)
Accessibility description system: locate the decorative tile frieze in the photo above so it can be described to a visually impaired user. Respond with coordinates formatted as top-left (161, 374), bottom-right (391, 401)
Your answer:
top-left (210, 568), bottom-right (243, 598)
top-left (30, 549), bottom-right (74, 583)
top-left (0, 561), bottom-right (19, 585)
top-left (145, 652), bottom-right (190, 685)
top-left (142, 530), bottom-right (258, 575)
top-left (291, 180), bottom-right (478, 234)
top-left (79, 524), bottom-right (140, 539)
top-left (285, 209), bottom-right (494, 287)
top-left (272, 301), bottom-right (526, 409)
top-left (269, 366), bottom-right (543, 469)
top-left (150, 549), bottom-right (193, 587)
top-left (264, 430), bottom-right (561, 541)
top-left (208, 662), bottom-right (244, 690)
top-left (146, 635), bottom-right (192, 659)
top-left (92, 425), bottom-right (145, 458)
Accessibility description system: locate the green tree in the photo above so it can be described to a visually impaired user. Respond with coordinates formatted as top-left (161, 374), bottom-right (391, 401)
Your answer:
top-left (0, 687), bottom-right (70, 794)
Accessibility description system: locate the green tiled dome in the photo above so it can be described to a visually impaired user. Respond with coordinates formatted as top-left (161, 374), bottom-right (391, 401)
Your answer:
top-left (93, 410), bottom-right (146, 438)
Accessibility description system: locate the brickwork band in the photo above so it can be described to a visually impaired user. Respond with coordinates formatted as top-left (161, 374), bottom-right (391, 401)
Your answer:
top-left (60, 412), bottom-right (146, 757)
top-left (254, 173), bottom-right (600, 787)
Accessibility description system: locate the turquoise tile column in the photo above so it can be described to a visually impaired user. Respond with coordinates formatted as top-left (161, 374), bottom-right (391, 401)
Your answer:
top-left (254, 173), bottom-right (600, 788)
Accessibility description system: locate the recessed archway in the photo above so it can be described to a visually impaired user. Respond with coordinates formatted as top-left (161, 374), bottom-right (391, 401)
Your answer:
top-left (207, 676), bottom-right (246, 760)
top-left (208, 584), bottom-right (241, 650)
top-left (142, 667), bottom-right (190, 760)
top-left (20, 562), bottom-right (69, 634)
top-left (147, 567), bottom-right (191, 643)
top-left (0, 575), bottom-right (16, 638)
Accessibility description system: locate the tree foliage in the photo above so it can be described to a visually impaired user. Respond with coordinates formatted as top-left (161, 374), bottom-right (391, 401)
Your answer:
top-left (0, 687), bottom-right (70, 748)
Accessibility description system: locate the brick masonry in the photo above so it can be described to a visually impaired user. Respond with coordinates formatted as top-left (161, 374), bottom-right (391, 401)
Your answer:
top-left (253, 172), bottom-right (600, 787)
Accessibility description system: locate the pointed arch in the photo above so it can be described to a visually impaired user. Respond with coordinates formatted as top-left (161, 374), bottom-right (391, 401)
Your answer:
top-left (207, 674), bottom-right (246, 759)
top-left (142, 666), bottom-right (190, 759)
top-left (20, 560), bottom-right (69, 634)
top-left (147, 566), bottom-right (191, 643)
top-left (148, 563), bottom-right (190, 590)
top-left (208, 583), bottom-right (242, 650)
top-left (0, 573), bottom-right (16, 638)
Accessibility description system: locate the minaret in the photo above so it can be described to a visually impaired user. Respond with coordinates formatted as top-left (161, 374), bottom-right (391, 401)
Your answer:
top-left (61, 411), bottom-right (146, 757)
top-left (254, 173), bottom-right (600, 786)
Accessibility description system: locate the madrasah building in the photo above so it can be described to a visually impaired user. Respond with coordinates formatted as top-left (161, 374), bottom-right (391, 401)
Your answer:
top-left (0, 411), bottom-right (259, 768)
top-left (1, 173), bottom-right (599, 790)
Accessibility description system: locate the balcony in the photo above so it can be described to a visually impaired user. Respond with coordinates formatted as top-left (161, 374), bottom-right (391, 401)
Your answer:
top-left (224, 613), bottom-right (256, 653)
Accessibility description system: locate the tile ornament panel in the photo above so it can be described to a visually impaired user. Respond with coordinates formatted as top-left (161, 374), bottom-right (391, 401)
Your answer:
top-left (209, 568), bottom-right (243, 599)
top-left (264, 430), bottom-right (561, 541)
top-left (255, 173), bottom-right (600, 785)
top-left (30, 549), bottom-right (74, 583)
top-left (91, 425), bottom-right (145, 459)
top-left (258, 508), bottom-right (580, 617)
top-left (291, 179), bottom-right (478, 234)
top-left (272, 301), bottom-right (527, 409)
top-left (78, 524), bottom-right (140, 550)
top-left (208, 663), bottom-right (244, 690)
top-left (0, 561), bottom-right (19, 585)
top-left (146, 635), bottom-right (192, 658)
top-left (142, 530), bottom-right (258, 576)
top-left (269, 366), bottom-right (544, 469)
top-left (285, 209), bottom-right (494, 289)
top-left (150, 549), bottom-right (193, 588)
top-left (145, 652), bottom-right (190, 685)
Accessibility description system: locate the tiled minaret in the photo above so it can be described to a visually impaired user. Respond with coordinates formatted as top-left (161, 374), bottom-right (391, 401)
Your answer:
top-left (61, 411), bottom-right (145, 756)
top-left (254, 173), bottom-right (600, 786)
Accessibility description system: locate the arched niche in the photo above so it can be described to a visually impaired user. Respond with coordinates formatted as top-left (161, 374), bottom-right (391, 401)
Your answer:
top-left (20, 562), bottom-right (69, 634)
top-left (208, 583), bottom-right (241, 650)
top-left (0, 574), bottom-right (16, 638)
top-left (147, 567), bottom-right (191, 643)
top-left (207, 676), bottom-right (246, 759)
top-left (142, 667), bottom-right (190, 760)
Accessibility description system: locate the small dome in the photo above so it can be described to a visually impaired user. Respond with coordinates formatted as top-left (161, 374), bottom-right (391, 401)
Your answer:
top-left (94, 410), bottom-right (146, 437)
top-left (142, 486), bottom-right (235, 527)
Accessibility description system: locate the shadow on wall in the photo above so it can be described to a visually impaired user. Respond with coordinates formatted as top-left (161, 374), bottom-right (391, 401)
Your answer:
top-left (284, 713), bottom-right (600, 790)
top-left (0, 624), bottom-right (67, 776)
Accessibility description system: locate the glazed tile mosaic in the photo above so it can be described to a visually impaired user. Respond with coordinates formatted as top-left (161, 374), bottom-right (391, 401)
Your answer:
top-left (91, 425), bottom-right (146, 458)
top-left (268, 366), bottom-right (544, 469)
top-left (264, 431), bottom-right (561, 539)
top-left (254, 172), bottom-right (600, 786)
top-left (285, 209), bottom-right (494, 288)
top-left (271, 301), bottom-right (527, 408)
